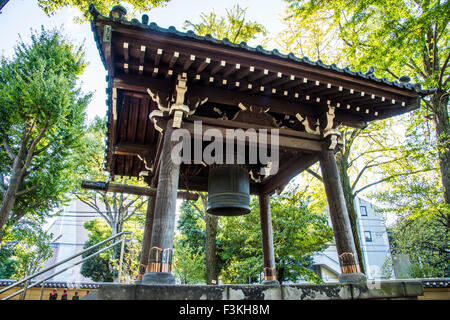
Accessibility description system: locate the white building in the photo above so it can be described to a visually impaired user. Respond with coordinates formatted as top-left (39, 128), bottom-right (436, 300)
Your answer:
top-left (36, 200), bottom-right (98, 283)
top-left (312, 197), bottom-right (393, 282)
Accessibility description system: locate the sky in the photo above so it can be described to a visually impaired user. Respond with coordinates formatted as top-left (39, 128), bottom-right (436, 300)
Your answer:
top-left (0, 0), bottom-right (287, 122)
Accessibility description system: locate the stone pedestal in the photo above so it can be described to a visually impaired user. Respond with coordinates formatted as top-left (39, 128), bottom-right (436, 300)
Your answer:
top-left (85, 280), bottom-right (424, 300)
top-left (142, 272), bottom-right (176, 285)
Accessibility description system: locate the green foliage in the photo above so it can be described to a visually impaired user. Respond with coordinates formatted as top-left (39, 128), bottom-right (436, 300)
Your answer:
top-left (388, 216), bottom-right (449, 278)
top-left (80, 214), bottom-right (144, 282)
top-left (173, 238), bottom-right (206, 284)
top-left (173, 201), bottom-right (207, 284)
top-left (0, 27), bottom-right (90, 240)
top-left (176, 201), bottom-right (205, 252)
top-left (38, 0), bottom-right (170, 23)
top-left (80, 219), bottom-right (114, 282)
top-left (183, 4), bottom-right (267, 44)
top-left (0, 219), bottom-right (53, 279)
top-left (218, 192), bottom-right (333, 284)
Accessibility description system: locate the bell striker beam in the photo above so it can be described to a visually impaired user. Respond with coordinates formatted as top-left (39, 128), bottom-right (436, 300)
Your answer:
top-left (319, 134), bottom-right (366, 283)
top-left (259, 193), bottom-right (278, 284)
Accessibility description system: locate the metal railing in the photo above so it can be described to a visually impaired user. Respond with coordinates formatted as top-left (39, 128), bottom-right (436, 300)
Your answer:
top-left (0, 231), bottom-right (132, 300)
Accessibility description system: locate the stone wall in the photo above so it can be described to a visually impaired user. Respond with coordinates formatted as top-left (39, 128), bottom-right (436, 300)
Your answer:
top-left (87, 280), bottom-right (423, 300)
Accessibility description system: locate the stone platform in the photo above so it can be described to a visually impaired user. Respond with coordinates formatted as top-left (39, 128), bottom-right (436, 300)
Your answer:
top-left (83, 280), bottom-right (423, 300)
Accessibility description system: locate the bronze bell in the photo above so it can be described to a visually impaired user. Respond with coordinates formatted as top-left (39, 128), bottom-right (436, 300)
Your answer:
top-left (207, 165), bottom-right (250, 216)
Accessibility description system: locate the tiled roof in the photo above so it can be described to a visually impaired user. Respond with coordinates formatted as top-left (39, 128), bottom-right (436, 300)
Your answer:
top-left (89, 4), bottom-right (435, 96)
top-left (0, 279), bottom-right (100, 289)
top-left (421, 278), bottom-right (450, 288)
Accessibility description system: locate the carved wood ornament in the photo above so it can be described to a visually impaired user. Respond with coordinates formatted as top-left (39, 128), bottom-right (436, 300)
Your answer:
top-left (147, 74), bottom-right (208, 132)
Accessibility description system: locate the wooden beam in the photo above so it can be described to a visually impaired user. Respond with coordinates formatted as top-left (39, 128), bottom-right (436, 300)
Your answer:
top-left (154, 48), bottom-right (163, 66)
top-left (139, 45), bottom-right (146, 64)
top-left (262, 153), bottom-right (319, 195)
top-left (196, 57), bottom-right (210, 73)
top-left (259, 193), bottom-right (278, 283)
top-left (235, 66), bottom-right (254, 80)
top-left (210, 60), bottom-right (226, 75)
top-left (261, 71), bottom-right (282, 85)
top-left (123, 42), bottom-right (129, 62)
top-left (181, 118), bottom-right (323, 153)
top-left (113, 142), bottom-right (155, 157)
top-left (81, 180), bottom-right (198, 200)
top-left (112, 75), bottom-right (367, 128)
top-left (183, 54), bottom-right (195, 71)
top-left (222, 63), bottom-right (240, 77)
top-left (147, 119), bottom-right (181, 278)
top-left (188, 115), bottom-right (321, 141)
top-left (168, 51), bottom-right (179, 68)
top-left (248, 68), bottom-right (268, 82)
top-left (319, 148), bottom-right (364, 278)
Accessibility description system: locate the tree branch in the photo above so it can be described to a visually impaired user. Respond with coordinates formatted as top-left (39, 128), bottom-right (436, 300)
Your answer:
top-left (75, 194), bottom-right (110, 222)
top-left (15, 185), bottom-right (37, 197)
top-left (438, 50), bottom-right (450, 88)
top-left (306, 168), bottom-right (323, 182)
top-left (3, 140), bottom-right (16, 161)
top-left (354, 169), bottom-right (432, 196)
top-left (385, 68), bottom-right (400, 79)
top-left (21, 121), bottom-right (49, 174)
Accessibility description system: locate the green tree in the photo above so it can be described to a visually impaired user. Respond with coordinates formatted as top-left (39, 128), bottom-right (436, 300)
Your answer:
top-left (0, 28), bottom-right (90, 244)
top-left (219, 192), bottom-right (333, 284)
top-left (176, 201), bottom-right (206, 252)
top-left (183, 4), bottom-right (268, 45)
top-left (286, 0), bottom-right (450, 208)
top-left (375, 167), bottom-right (449, 277)
top-left (388, 215), bottom-right (449, 278)
top-left (80, 214), bottom-right (144, 282)
top-left (172, 238), bottom-right (206, 284)
top-left (80, 219), bottom-right (114, 282)
top-left (0, 219), bottom-right (53, 280)
top-left (37, 0), bottom-right (170, 23)
top-left (174, 201), bottom-right (209, 284)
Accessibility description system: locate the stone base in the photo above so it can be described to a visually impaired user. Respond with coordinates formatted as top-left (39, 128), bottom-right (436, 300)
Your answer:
top-left (88, 280), bottom-right (424, 300)
top-left (141, 272), bottom-right (176, 285)
top-left (338, 272), bottom-right (367, 284)
top-left (261, 280), bottom-right (280, 285)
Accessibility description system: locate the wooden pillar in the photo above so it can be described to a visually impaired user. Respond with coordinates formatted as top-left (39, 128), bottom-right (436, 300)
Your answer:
top-left (137, 194), bottom-right (156, 281)
top-left (142, 119), bottom-right (180, 284)
top-left (259, 193), bottom-right (279, 284)
top-left (319, 146), bottom-right (366, 283)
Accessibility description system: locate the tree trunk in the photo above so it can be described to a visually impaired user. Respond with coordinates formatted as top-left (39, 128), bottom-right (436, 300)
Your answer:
top-left (432, 91), bottom-right (450, 208)
top-left (335, 152), bottom-right (366, 274)
top-left (276, 264), bottom-right (284, 285)
top-left (0, 149), bottom-right (27, 243)
top-left (205, 213), bottom-right (219, 284)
